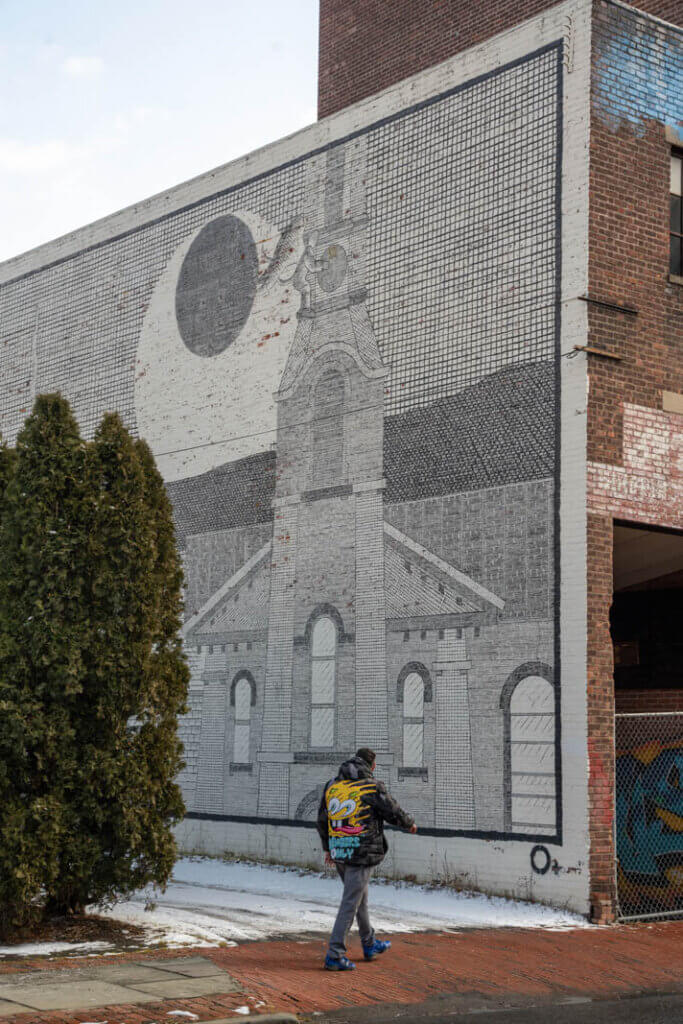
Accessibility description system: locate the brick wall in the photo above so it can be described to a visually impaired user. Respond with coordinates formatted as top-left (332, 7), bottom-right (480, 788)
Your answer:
top-left (318, 0), bottom-right (682, 118)
top-left (587, 2), bottom-right (683, 920)
top-left (586, 513), bottom-right (617, 922)
top-left (1, 10), bottom-right (592, 907)
top-left (615, 689), bottom-right (683, 712)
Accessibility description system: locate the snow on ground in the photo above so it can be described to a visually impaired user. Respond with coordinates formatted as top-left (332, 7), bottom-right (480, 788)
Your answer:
top-left (0, 940), bottom-right (112, 958)
top-left (99, 856), bottom-right (589, 947)
top-left (0, 857), bottom-right (589, 958)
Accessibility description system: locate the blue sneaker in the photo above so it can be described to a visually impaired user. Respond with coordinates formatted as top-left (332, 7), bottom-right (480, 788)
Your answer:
top-left (324, 954), bottom-right (356, 971)
top-left (363, 939), bottom-right (391, 961)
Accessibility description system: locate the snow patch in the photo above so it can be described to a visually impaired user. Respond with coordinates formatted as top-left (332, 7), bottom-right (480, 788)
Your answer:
top-left (0, 940), bottom-right (112, 958)
top-left (93, 855), bottom-right (588, 948)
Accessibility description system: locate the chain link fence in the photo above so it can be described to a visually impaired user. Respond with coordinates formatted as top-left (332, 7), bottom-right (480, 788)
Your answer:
top-left (615, 712), bottom-right (683, 921)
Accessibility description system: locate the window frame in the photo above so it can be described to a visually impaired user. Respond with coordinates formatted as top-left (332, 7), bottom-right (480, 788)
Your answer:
top-left (402, 672), bottom-right (425, 768)
top-left (397, 662), bottom-right (433, 773)
top-left (499, 662), bottom-right (557, 837)
top-left (310, 368), bottom-right (346, 489)
top-left (229, 670), bottom-right (256, 766)
top-left (670, 148), bottom-right (683, 279)
top-left (309, 613), bottom-right (338, 749)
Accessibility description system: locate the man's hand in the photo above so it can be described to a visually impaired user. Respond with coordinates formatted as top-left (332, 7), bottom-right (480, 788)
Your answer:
top-left (324, 851), bottom-right (334, 866)
top-left (410, 824), bottom-right (418, 834)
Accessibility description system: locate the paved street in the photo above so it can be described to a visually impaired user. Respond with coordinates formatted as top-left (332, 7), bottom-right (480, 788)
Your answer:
top-left (314, 992), bottom-right (683, 1024)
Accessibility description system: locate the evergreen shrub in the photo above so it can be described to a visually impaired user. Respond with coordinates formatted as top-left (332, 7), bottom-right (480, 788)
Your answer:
top-left (0, 398), bottom-right (189, 934)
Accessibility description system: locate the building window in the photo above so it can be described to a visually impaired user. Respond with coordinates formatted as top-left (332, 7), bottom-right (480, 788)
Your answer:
top-left (397, 663), bottom-right (432, 769)
top-left (310, 615), bottom-right (337, 746)
top-left (402, 672), bottom-right (425, 767)
top-left (230, 671), bottom-right (255, 764)
top-left (311, 369), bottom-right (344, 488)
top-left (671, 150), bottom-right (682, 277)
top-left (500, 663), bottom-right (556, 836)
top-left (295, 787), bottom-right (324, 821)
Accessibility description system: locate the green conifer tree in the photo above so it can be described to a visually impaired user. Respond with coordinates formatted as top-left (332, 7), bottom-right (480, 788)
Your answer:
top-left (0, 398), bottom-right (90, 934)
top-left (132, 438), bottom-right (189, 872)
top-left (0, 437), bottom-right (15, 498)
top-left (48, 415), bottom-right (188, 912)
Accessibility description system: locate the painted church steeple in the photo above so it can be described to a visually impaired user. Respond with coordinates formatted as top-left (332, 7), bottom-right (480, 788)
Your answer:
top-left (275, 141), bottom-right (386, 499)
top-left (257, 138), bottom-right (391, 817)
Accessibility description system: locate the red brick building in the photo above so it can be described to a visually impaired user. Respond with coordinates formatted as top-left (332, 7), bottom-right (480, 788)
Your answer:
top-left (1, 0), bottom-right (680, 924)
top-left (318, 0), bottom-right (683, 921)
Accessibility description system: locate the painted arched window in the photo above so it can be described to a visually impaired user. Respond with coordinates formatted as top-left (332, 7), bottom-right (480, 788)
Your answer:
top-left (402, 673), bottom-right (425, 767)
top-left (397, 663), bottom-right (432, 770)
top-left (311, 369), bottom-right (344, 488)
top-left (232, 676), bottom-right (252, 764)
top-left (501, 663), bottom-right (556, 835)
top-left (310, 615), bottom-right (337, 747)
top-left (295, 787), bottom-right (324, 821)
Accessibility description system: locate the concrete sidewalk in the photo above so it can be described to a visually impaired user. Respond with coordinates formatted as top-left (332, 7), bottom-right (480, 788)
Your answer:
top-left (0, 921), bottom-right (682, 1022)
top-left (0, 956), bottom-right (250, 1020)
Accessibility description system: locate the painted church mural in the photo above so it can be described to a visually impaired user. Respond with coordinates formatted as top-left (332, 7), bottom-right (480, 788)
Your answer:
top-left (0, 45), bottom-right (563, 840)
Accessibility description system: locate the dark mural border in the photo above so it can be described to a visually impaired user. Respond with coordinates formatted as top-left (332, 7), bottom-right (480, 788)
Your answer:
top-left (184, 811), bottom-right (564, 847)
top-left (185, 41), bottom-right (566, 846)
top-left (2, 42), bottom-right (566, 845)
top-left (553, 35), bottom-right (564, 848)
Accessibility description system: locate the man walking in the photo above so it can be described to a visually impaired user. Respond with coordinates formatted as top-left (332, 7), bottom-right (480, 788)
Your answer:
top-left (317, 747), bottom-right (417, 971)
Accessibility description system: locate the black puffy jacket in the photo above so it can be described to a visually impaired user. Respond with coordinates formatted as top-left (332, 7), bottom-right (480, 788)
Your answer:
top-left (316, 755), bottom-right (415, 868)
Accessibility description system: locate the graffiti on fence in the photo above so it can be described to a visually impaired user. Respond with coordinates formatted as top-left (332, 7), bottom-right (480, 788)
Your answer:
top-left (616, 738), bottom-right (683, 915)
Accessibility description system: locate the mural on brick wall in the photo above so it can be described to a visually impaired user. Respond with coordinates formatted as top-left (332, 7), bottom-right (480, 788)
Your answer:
top-left (0, 45), bottom-right (563, 838)
top-left (615, 717), bottom-right (683, 916)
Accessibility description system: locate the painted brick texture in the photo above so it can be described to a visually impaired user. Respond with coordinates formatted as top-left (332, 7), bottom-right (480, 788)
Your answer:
top-left (0, 11), bottom-right (588, 909)
top-left (318, 0), bottom-right (682, 118)
top-left (587, 2), bottom-right (683, 920)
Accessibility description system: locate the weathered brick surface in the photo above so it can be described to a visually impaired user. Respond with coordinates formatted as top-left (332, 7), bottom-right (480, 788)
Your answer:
top-left (615, 688), bottom-right (683, 712)
top-left (0, 2), bottom-right (592, 910)
top-left (586, 2), bottom-right (683, 920)
top-left (320, 0), bottom-right (682, 925)
top-left (587, 404), bottom-right (683, 528)
top-left (586, 513), bottom-right (617, 923)
top-left (318, 0), bottom-right (682, 118)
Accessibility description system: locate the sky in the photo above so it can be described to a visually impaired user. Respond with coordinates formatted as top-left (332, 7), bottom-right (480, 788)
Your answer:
top-left (0, 0), bottom-right (318, 263)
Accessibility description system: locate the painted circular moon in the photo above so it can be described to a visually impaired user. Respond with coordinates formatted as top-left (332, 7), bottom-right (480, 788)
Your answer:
top-left (134, 210), bottom-right (302, 484)
top-left (175, 214), bottom-right (258, 357)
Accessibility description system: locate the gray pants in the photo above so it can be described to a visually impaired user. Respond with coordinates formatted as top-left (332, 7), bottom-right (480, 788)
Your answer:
top-left (328, 863), bottom-right (375, 959)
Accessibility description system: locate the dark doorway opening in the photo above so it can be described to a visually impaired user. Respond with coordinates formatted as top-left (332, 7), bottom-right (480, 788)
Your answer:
top-left (612, 522), bottom-right (683, 710)
top-left (612, 521), bottom-right (683, 921)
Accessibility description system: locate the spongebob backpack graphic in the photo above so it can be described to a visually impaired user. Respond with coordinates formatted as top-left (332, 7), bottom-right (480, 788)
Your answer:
top-left (326, 779), bottom-right (375, 861)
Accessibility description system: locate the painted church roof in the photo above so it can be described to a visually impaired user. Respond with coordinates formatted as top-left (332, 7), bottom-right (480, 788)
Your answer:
top-left (183, 541), bottom-right (272, 639)
top-left (167, 360), bottom-right (553, 544)
top-left (182, 522), bottom-right (503, 643)
top-left (384, 523), bottom-right (504, 622)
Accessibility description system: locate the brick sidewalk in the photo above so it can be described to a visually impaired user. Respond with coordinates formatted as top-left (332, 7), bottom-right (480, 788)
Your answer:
top-left (1, 922), bottom-right (682, 1022)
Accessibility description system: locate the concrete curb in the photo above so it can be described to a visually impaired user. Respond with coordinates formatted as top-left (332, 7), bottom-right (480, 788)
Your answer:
top-left (198, 1015), bottom-right (298, 1024)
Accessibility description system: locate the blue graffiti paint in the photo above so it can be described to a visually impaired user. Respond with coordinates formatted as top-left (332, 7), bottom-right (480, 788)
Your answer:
top-left (616, 746), bottom-right (683, 887)
top-left (594, 6), bottom-right (683, 136)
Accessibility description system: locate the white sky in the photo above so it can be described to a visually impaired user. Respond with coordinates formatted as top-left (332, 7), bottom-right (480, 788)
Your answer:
top-left (0, 0), bottom-right (318, 263)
